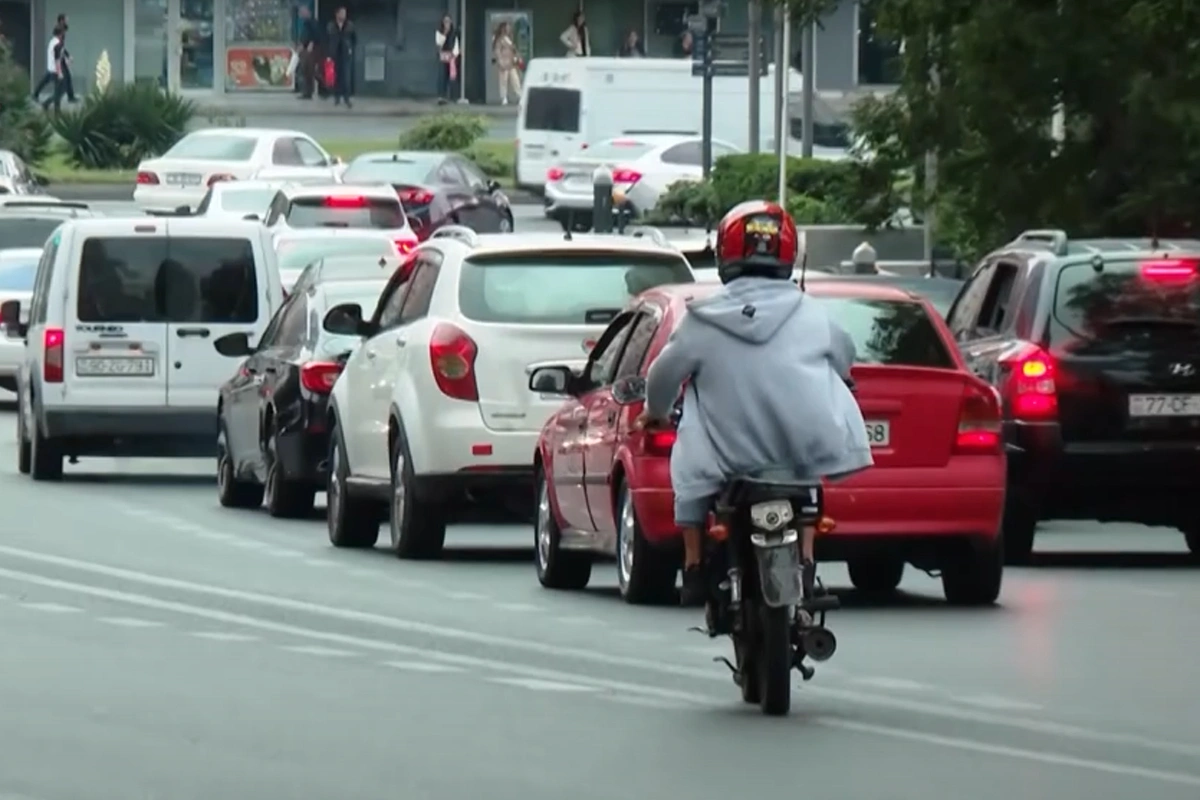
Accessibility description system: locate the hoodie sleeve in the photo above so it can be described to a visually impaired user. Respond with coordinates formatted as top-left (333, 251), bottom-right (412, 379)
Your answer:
top-left (645, 313), bottom-right (702, 419)
top-left (827, 317), bottom-right (857, 381)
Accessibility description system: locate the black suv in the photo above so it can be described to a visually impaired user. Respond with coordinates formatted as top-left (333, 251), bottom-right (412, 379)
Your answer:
top-left (946, 229), bottom-right (1200, 562)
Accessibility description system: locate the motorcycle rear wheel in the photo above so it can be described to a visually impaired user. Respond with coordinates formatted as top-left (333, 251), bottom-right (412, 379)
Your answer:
top-left (758, 604), bottom-right (792, 716)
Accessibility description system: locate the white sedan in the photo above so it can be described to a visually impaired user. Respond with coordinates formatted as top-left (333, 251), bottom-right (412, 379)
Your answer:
top-left (193, 179), bottom-right (292, 221)
top-left (133, 128), bottom-right (343, 214)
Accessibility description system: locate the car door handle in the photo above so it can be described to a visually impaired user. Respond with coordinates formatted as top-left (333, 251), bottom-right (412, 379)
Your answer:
top-left (176, 327), bottom-right (210, 338)
top-left (396, 338), bottom-right (406, 348)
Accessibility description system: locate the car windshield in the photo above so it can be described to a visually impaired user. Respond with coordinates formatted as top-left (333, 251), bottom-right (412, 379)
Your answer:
top-left (219, 188), bottom-right (277, 213)
top-left (1053, 258), bottom-right (1200, 343)
top-left (458, 252), bottom-right (694, 324)
top-left (342, 158), bottom-right (435, 185)
top-left (0, 218), bottom-right (60, 249)
top-left (813, 296), bottom-right (956, 368)
top-left (165, 134), bottom-right (258, 161)
top-left (286, 197), bottom-right (405, 229)
top-left (0, 258), bottom-right (37, 290)
top-left (277, 237), bottom-right (395, 272)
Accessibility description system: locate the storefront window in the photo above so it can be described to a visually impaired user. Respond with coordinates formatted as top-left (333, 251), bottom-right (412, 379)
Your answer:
top-left (224, 0), bottom-right (297, 90)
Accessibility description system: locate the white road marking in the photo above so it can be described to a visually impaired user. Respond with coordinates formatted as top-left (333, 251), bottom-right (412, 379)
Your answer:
top-left (442, 590), bottom-right (489, 601)
top-left (495, 602), bottom-right (544, 612)
top-left (21, 602), bottom-right (80, 613)
top-left (227, 540), bottom-right (267, 550)
top-left (604, 694), bottom-right (693, 711)
top-left (190, 631), bottom-right (259, 642)
top-left (283, 645), bottom-right (356, 658)
top-left (615, 631), bottom-right (664, 642)
top-left (303, 559), bottom-right (334, 568)
top-left (99, 616), bottom-right (164, 628)
top-left (265, 549), bottom-right (305, 559)
top-left (821, 719), bottom-right (1200, 788)
top-left (850, 677), bottom-right (933, 692)
top-left (1, 548), bottom-right (1197, 764)
top-left (489, 677), bottom-right (597, 693)
top-left (952, 694), bottom-right (1044, 712)
top-left (382, 661), bottom-right (464, 673)
top-left (554, 615), bottom-right (605, 625)
top-left (192, 531), bottom-right (233, 541)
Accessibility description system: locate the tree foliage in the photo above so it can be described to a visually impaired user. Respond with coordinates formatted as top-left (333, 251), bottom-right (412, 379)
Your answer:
top-left (847, 0), bottom-right (1200, 258)
top-left (0, 38), bottom-right (52, 166)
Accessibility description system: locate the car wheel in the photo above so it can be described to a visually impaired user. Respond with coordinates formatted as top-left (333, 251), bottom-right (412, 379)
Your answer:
top-left (615, 480), bottom-right (677, 604)
top-left (216, 422), bottom-right (263, 509)
top-left (326, 422), bottom-right (380, 548)
top-left (16, 399), bottom-right (30, 475)
top-left (498, 212), bottom-right (513, 233)
top-left (534, 469), bottom-right (591, 590)
top-left (29, 407), bottom-right (63, 482)
top-left (264, 429), bottom-right (315, 519)
top-left (942, 535), bottom-right (1004, 606)
top-left (388, 430), bottom-right (446, 559)
top-left (847, 557), bottom-right (905, 594)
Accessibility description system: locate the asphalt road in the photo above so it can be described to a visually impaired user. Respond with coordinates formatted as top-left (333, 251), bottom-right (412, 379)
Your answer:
top-left (0, 399), bottom-right (1197, 799)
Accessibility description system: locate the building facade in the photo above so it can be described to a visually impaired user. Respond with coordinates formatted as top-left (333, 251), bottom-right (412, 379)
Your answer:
top-left (0, 0), bottom-right (899, 101)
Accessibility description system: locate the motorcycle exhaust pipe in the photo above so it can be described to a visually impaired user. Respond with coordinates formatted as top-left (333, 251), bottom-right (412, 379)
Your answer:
top-left (801, 627), bottom-right (837, 662)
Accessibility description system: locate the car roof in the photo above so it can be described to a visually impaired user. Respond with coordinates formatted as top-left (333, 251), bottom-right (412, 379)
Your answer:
top-left (0, 247), bottom-right (43, 261)
top-left (349, 151), bottom-right (446, 164)
top-left (314, 253), bottom-right (401, 277)
top-left (280, 183), bottom-right (399, 199)
top-left (645, 278), bottom-right (922, 306)
top-left (276, 228), bottom-right (394, 241)
top-left (188, 127), bottom-right (306, 139)
top-left (451, 232), bottom-right (694, 258)
top-left (0, 208), bottom-right (94, 221)
top-left (214, 180), bottom-right (290, 192)
top-left (997, 229), bottom-right (1200, 262)
top-left (63, 218), bottom-right (266, 235)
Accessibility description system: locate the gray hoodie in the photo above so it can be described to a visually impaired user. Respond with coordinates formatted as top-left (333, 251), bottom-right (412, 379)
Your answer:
top-left (645, 276), bottom-right (873, 503)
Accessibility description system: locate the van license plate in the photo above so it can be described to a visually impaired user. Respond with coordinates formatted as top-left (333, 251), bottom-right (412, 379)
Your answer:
top-left (75, 357), bottom-right (155, 377)
top-left (865, 420), bottom-right (890, 447)
top-left (1128, 394), bottom-right (1200, 417)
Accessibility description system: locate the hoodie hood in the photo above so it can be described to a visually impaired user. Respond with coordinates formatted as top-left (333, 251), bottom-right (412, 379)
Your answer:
top-left (687, 276), bottom-right (801, 344)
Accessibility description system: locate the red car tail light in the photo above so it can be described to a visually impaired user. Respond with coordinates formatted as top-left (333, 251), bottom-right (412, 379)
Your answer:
top-left (643, 428), bottom-right (676, 456)
top-left (324, 195), bottom-right (367, 207)
top-left (429, 323), bottom-right (478, 401)
top-left (396, 187), bottom-right (434, 205)
top-left (954, 381), bottom-right (1002, 454)
top-left (395, 237), bottom-right (417, 255)
top-left (1140, 258), bottom-right (1198, 280)
top-left (136, 172), bottom-right (159, 185)
top-left (44, 327), bottom-right (64, 383)
top-left (546, 166), bottom-right (565, 181)
top-left (300, 361), bottom-right (342, 393)
top-left (612, 167), bottom-right (642, 184)
top-left (207, 173), bottom-right (235, 186)
top-left (999, 342), bottom-right (1057, 420)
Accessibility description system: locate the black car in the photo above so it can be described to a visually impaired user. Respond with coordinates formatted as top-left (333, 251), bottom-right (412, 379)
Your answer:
top-left (290, 252), bottom-right (404, 297)
top-left (215, 275), bottom-right (391, 518)
top-left (946, 229), bottom-right (1200, 562)
top-left (0, 203), bottom-right (98, 249)
top-left (340, 151), bottom-right (513, 238)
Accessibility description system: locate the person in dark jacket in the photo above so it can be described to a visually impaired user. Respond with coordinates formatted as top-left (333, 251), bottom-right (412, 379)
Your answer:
top-left (435, 15), bottom-right (460, 104)
top-left (326, 6), bottom-right (356, 108)
top-left (295, 4), bottom-right (321, 99)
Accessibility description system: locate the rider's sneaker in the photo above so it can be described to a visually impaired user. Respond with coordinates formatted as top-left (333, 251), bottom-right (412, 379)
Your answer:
top-left (680, 565), bottom-right (706, 607)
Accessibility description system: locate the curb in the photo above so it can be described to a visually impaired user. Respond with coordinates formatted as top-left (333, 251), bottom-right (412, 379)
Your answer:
top-left (49, 183), bottom-right (543, 206)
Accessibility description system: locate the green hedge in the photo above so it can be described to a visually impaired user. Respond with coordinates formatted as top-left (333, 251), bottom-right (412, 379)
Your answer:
top-left (0, 39), bottom-right (53, 166)
top-left (396, 112), bottom-right (510, 180)
top-left (51, 82), bottom-right (197, 170)
top-left (650, 153), bottom-right (902, 229)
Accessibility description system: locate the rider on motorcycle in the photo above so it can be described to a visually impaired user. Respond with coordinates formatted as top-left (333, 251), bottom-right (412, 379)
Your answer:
top-left (638, 200), bottom-right (874, 606)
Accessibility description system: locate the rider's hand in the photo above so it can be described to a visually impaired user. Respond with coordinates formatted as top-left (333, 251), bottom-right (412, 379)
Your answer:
top-left (634, 412), bottom-right (667, 431)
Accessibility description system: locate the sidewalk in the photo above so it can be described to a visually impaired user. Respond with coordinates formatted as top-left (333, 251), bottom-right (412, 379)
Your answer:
top-left (197, 93), bottom-right (520, 120)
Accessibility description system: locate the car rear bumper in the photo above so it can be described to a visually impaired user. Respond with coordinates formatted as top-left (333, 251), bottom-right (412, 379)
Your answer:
top-left (41, 406), bottom-right (216, 457)
top-left (632, 487), bottom-right (677, 543)
top-left (133, 185), bottom-right (205, 213)
top-left (276, 399), bottom-right (331, 486)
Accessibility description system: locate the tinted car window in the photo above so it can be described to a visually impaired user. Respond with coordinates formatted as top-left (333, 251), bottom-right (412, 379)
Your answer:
top-left (277, 237), bottom-right (395, 272)
top-left (285, 197), bottom-right (405, 229)
top-left (1052, 259), bottom-right (1200, 343)
top-left (76, 237), bottom-right (258, 323)
top-left (166, 134), bottom-right (258, 161)
top-left (0, 218), bottom-right (62, 249)
top-left (342, 158), bottom-right (436, 185)
top-left (524, 88), bottom-right (580, 133)
top-left (814, 297), bottom-right (955, 368)
top-left (458, 254), bottom-right (694, 324)
top-left (0, 259), bottom-right (37, 290)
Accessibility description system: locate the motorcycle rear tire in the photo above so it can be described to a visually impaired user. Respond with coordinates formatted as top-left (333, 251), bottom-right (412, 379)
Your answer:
top-left (758, 604), bottom-right (792, 716)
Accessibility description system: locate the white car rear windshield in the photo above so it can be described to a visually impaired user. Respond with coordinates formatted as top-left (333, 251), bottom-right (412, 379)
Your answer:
top-left (75, 237), bottom-right (259, 323)
top-left (814, 297), bottom-right (955, 368)
top-left (165, 134), bottom-right (258, 161)
top-left (458, 253), bottom-right (693, 324)
top-left (219, 188), bottom-right (277, 213)
top-left (286, 196), bottom-right (405, 229)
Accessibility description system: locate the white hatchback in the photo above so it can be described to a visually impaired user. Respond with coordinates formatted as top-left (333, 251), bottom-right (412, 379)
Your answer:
top-left (262, 184), bottom-right (418, 258)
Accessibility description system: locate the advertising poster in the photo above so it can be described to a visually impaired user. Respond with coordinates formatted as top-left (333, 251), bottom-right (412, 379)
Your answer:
top-left (226, 46), bottom-right (296, 90)
top-left (483, 10), bottom-right (532, 105)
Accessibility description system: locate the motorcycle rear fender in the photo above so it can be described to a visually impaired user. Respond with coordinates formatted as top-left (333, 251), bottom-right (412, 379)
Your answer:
top-left (750, 529), bottom-right (803, 608)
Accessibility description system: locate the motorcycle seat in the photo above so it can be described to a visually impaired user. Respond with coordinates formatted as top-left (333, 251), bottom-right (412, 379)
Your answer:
top-left (716, 467), bottom-right (823, 508)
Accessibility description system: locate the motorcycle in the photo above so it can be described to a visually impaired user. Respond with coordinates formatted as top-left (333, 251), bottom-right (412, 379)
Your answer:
top-left (702, 469), bottom-right (840, 716)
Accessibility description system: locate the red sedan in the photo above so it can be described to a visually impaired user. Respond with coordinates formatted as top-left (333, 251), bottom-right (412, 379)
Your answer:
top-left (531, 281), bottom-right (1006, 606)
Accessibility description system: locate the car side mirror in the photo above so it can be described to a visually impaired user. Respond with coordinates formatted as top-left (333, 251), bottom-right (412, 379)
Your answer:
top-left (323, 302), bottom-right (366, 336)
top-left (214, 331), bottom-right (253, 357)
top-left (528, 365), bottom-right (575, 396)
top-left (486, 179), bottom-right (501, 193)
top-left (0, 299), bottom-right (24, 338)
top-left (243, 213), bottom-right (260, 221)
top-left (611, 375), bottom-right (646, 405)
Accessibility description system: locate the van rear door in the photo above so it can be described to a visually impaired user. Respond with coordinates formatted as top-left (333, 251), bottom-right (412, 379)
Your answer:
top-left (163, 219), bottom-right (274, 409)
top-left (517, 84), bottom-right (584, 187)
top-left (65, 222), bottom-right (169, 407)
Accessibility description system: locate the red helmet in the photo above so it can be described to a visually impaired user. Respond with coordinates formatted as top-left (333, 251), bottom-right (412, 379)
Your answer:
top-left (714, 200), bottom-right (799, 284)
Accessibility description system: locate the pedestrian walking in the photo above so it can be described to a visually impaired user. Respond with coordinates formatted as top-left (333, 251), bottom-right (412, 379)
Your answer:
top-left (295, 4), bottom-right (320, 99)
top-left (41, 29), bottom-right (68, 112)
top-left (56, 15), bottom-right (76, 102)
top-left (491, 21), bottom-right (521, 106)
top-left (435, 15), bottom-right (460, 105)
top-left (31, 23), bottom-right (62, 104)
top-left (325, 6), bottom-right (356, 108)
top-left (559, 10), bottom-right (589, 57)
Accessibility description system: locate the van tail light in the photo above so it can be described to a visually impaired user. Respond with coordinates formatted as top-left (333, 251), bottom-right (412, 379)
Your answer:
top-left (136, 172), bottom-right (159, 185)
top-left (642, 428), bottom-right (677, 457)
top-left (207, 173), bottom-right (235, 186)
top-left (546, 166), bottom-right (565, 182)
top-left (612, 167), bottom-right (642, 184)
top-left (395, 186), bottom-right (434, 205)
top-left (429, 323), bottom-right (478, 401)
top-left (999, 342), bottom-right (1057, 420)
top-left (300, 361), bottom-right (342, 393)
top-left (44, 327), bottom-right (64, 383)
top-left (954, 380), bottom-right (1002, 454)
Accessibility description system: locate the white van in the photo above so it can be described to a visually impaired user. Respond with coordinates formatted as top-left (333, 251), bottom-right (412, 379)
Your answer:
top-left (0, 217), bottom-right (284, 480)
top-left (514, 57), bottom-right (839, 191)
